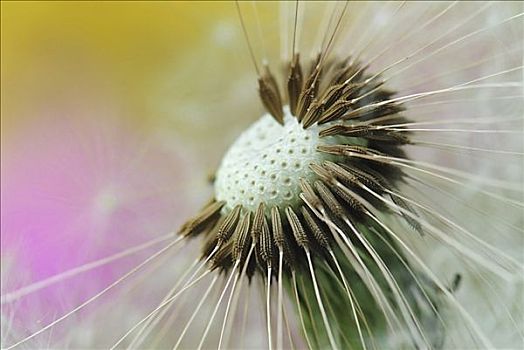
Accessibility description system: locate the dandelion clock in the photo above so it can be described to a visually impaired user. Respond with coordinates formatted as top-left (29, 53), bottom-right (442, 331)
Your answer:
top-left (1, 2), bottom-right (523, 349)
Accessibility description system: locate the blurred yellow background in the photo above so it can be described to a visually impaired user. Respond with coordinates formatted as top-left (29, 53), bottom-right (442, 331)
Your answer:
top-left (1, 1), bottom-right (291, 168)
top-left (2, 1), bottom-right (235, 132)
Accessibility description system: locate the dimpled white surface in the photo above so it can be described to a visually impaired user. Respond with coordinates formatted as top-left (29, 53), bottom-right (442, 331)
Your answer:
top-left (215, 107), bottom-right (346, 213)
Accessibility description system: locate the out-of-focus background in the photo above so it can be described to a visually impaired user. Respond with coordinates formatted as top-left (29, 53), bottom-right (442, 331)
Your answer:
top-left (1, 1), bottom-right (263, 336)
top-left (2, 1), bottom-right (256, 160)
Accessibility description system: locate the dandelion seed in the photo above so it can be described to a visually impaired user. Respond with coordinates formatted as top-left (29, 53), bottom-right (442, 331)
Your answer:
top-left (2, 2), bottom-right (523, 350)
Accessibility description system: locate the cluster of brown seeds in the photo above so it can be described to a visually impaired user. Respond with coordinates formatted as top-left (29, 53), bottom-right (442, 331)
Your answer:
top-left (179, 54), bottom-right (419, 277)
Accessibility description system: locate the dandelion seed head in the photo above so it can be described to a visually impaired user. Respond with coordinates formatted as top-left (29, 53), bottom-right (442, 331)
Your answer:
top-left (215, 106), bottom-right (362, 213)
top-left (3, 2), bottom-right (523, 349)
top-left (184, 50), bottom-right (417, 277)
